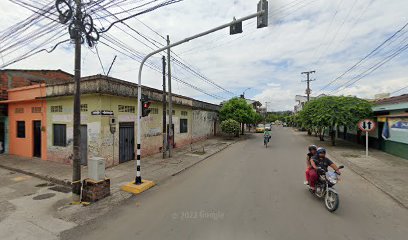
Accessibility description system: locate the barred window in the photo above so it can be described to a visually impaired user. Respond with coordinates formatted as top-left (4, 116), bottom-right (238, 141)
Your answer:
top-left (15, 108), bottom-right (24, 114)
top-left (81, 104), bottom-right (88, 112)
top-left (150, 108), bottom-right (159, 114)
top-left (32, 107), bottom-right (42, 113)
top-left (118, 105), bottom-right (135, 113)
top-left (51, 105), bottom-right (63, 112)
top-left (181, 111), bottom-right (188, 116)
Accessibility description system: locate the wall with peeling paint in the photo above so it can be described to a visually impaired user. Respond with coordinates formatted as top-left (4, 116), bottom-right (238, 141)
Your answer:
top-left (44, 76), bottom-right (220, 167)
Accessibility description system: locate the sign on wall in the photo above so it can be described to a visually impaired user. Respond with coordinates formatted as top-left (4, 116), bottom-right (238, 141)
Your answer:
top-left (389, 118), bottom-right (408, 131)
top-left (91, 110), bottom-right (114, 116)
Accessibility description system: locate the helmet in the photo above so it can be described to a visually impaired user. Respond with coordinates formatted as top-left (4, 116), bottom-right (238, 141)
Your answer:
top-left (308, 145), bottom-right (317, 151)
top-left (317, 147), bottom-right (326, 155)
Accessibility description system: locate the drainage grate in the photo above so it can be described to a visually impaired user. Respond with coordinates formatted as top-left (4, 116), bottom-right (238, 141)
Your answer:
top-left (33, 193), bottom-right (56, 200)
top-left (49, 185), bottom-right (71, 193)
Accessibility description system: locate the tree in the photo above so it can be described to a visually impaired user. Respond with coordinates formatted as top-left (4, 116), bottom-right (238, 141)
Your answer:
top-left (220, 98), bottom-right (255, 135)
top-left (298, 96), bottom-right (372, 145)
top-left (220, 119), bottom-right (240, 138)
top-left (252, 112), bottom-right (264, 124)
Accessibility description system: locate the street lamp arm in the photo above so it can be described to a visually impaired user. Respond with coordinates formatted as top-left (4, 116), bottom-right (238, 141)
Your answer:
top-left (135, 9), bottom-right (266, 184)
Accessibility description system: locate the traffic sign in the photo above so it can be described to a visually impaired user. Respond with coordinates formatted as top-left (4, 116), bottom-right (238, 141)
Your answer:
top-left (358, 119), bottom-right (376, 132)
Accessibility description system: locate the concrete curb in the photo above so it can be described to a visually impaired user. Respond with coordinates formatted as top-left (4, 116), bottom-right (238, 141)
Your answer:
top-left (171, 139), bottom-right (239, 177)
top-left (0, 163), bottom-right (71, 186)
top-left (327, 152), bottom-right (408, 209)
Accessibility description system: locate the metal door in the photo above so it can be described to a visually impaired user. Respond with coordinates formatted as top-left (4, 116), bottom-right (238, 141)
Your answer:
top-left (33, 121), bottom-right (41, 158)
top-left (80, 125), bottom-right (88, 165)
top-left (119, 122), bottom-right (135, 163)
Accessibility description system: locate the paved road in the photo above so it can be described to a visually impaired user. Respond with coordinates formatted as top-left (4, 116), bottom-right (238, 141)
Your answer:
top-left (63, 127), bottom-right (408, 240)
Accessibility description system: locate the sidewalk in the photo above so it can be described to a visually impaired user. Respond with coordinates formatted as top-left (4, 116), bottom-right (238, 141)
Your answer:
top-left (294, 129), bottom-right (408, 209)
top-left (0, 136), bottom-right (245, 225)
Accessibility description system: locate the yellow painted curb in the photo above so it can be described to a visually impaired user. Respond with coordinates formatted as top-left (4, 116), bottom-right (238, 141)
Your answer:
top-left (121, 180), bottom-right (155, 194)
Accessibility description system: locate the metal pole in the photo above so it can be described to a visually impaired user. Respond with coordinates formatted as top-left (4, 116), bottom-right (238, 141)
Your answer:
top-left (162, 56), bottom-right (167, 159)
top-left (167, 35), bottom-right (173, 158)
top-left (72, 0), bottom-right (82, 201)
top-left (134, 10), bottom-right (265, 185)
top-left (366, 131), bottom-right (369, 157)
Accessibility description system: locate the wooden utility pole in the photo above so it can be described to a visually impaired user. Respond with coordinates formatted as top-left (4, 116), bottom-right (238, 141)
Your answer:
top-left (301, 71), bottom-right (315, 101)
top-left (162, 56), bottom-right (167, 159)
top-left (72, 0), bottom-right (82, 202)
top-left (167, 35), bottom-right (173, 157)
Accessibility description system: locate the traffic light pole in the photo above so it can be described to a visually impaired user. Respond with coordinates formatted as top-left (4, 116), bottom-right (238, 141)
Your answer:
top-left (162, 56), bottom-right (167, 159)
top-left (133, 10), bottom-right (266, 186)
top-left (167, 35), bottom-right (173, 158)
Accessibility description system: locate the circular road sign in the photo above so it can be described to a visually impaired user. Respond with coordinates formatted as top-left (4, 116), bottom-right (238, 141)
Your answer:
top-left (358, 119), bottom-right (376, 132)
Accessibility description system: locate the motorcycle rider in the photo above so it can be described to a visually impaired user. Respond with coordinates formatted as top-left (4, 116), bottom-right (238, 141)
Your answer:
top-left (304, 145), bottom-right (317, 185)
top-left (308, 147), bottom-right (341, 191)
top-left (263, 128), bottom-right (271, 145)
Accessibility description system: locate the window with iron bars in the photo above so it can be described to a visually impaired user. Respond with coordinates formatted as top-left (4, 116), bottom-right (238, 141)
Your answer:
top-left (118, 105), bottom-right (135, 113)
top-left (51, 105), bottom-right (63, 113)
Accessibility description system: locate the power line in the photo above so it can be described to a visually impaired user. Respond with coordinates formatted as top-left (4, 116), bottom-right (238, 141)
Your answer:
top-left (330, 42), bottom-right (408, 94)
top-left (318, 21), bottom-right (408, 93)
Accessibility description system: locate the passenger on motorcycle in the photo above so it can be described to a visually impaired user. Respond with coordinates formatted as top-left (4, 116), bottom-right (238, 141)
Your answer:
top-left (308, 148), bottom-right (341, 191)
top-left (304, 145), bottom-right (317, 185)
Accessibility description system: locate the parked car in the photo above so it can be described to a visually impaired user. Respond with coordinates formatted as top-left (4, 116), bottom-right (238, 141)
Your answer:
top-left (283, 122), bottom-right (288, 127)
top-left (265, 124), bottom-right (271, 131)
top-left (256, 124), bottom-right (265, 133)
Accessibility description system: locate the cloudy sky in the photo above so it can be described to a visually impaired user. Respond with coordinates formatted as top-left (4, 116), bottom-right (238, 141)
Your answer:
top-left (1, 0), bottom-right (407, 111)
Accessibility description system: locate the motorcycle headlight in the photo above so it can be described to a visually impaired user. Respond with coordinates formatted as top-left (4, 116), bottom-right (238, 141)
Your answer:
top-left (328, 177), bottom-right (337, 184)
top-left (326, 172), bottom-right (337, 184)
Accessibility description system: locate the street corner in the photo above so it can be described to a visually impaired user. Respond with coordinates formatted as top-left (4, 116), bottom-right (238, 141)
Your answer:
top-left (121, 180), bottom-right (155, 195)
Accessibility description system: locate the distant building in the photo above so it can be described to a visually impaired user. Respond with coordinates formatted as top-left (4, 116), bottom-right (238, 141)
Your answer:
top-left (294, 94), bottom-right (326, 113)
top-left (221, 95), bottom-right (262, 112)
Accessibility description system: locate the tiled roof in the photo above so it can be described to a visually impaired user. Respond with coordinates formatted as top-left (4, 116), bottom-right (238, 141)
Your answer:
top-left (373, 94), bottom-right (408, 105)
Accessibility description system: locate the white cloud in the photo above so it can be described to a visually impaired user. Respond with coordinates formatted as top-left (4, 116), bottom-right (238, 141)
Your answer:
top-left (1, 0), bottom-right (408, 109)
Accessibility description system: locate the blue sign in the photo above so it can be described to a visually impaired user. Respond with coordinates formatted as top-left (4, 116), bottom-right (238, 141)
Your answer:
top-left (391, 120), bottom-right (408, 130)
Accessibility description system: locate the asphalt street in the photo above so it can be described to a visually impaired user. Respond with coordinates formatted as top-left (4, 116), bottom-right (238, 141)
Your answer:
top-left (62, 126), bottom-right (408, 240)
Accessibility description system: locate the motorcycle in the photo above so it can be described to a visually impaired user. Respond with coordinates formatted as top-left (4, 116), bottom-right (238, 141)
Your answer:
top-left (308, 165), bottom-right (344, 212)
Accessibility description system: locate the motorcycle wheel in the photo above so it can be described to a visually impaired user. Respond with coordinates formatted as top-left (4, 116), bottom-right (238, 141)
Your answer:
top-left (325, 191), bottom-right (339, 212)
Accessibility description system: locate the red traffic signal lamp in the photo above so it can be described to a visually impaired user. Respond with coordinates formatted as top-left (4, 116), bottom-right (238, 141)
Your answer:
top-left (142, 99), bottom-right (151, 117)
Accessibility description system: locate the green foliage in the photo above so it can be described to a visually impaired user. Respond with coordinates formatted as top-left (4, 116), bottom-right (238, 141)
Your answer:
top-left (298, 96), bottom-right (372, 143)
top-left (220, 98), bottom-right (255, 124)
top-left (252, 112), bottom-right (264, 124)
top-left (265, 112), bottom-right (291, 123)
top-left (220, 119), bottom-right (240, 135)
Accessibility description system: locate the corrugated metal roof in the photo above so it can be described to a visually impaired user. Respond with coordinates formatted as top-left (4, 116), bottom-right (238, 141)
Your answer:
top-left (373, 94), bottom-right (408, 105)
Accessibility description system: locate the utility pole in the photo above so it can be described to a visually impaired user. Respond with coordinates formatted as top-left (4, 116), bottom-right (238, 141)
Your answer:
top-left (162, 56), bottom-right (167, 159)
top-left (167, 35), bottom-right (173, 158)
top-left (264, 102), bottom-right (270, 125)
top-left (57, 0), bottom-right (99, 201)
top-left (72, 0), bottom-right (82, 202)
top-left (301, 71), bottom-right (315, 101)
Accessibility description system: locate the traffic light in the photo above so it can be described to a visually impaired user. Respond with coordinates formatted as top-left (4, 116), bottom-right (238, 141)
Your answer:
top-left (257, 0), bottom-right (268, 29)
top-left (230, 18), bottom-right (243, 35)
top-left (141, 95), bottom-right (152, 117)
